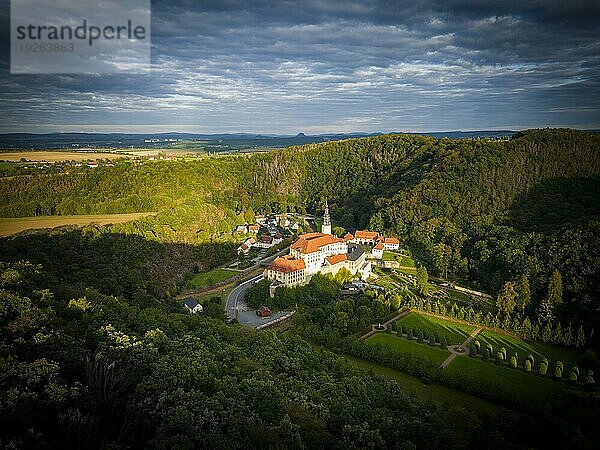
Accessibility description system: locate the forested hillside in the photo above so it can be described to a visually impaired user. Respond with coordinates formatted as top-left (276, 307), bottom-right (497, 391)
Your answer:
top-left (2, 129), bottom-right (598, 325)
top-left (1, 129), bottom-right (600, 448)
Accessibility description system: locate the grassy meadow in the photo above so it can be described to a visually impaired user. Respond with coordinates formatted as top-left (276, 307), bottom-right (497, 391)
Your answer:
top-left (186, 267), bottom-right (239, 289)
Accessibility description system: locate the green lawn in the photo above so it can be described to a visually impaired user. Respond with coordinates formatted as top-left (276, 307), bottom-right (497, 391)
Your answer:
top-left (396, 312), bottom-right (476, 345)
top-left (192, 286), bottom-right (234, 306)
top-left (443, 355), bottom-right (572, 412)
top-left (474, 329), bottom-right (582, 370)
top-left (340, 352), bottom-right (519, 416)
top-left (186, 268), bottom-right (238, 289)
top-left (395, 266), bottom-right (418, 276)
top-left (382, 251), bottom-right (396, 261)
top-left (445, 288), bottom-right (473, 304)
top-left (306, 340), bottom-right (518, 416)
top-left (365, 333), bottom-right (450, 366)
top-left (397, 255), bottom-right (416, 267)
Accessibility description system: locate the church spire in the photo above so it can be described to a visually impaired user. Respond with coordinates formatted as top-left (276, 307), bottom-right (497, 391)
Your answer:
top-left (322, 198), bottom-right (332, 234)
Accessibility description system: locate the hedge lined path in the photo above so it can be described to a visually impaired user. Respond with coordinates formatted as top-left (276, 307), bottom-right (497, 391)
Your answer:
top-left (440, 327), bottom-right (482, 369)
top-left (360, 309), bottom-right (411, 340)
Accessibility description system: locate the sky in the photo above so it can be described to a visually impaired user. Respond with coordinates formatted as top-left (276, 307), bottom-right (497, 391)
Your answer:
top-left (0, 0), bottom-right (599, 134)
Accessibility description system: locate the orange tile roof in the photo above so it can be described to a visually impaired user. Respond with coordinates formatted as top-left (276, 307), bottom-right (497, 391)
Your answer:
top-left (381, 237), bottom-right (400, 244)
top-left (290, 232), bottom-right (343, 254)
top-left (249, 225), bottom-right (259, 230)
top-left (268, 255), bottom-right (306, 273)
top-left (373, 242), bottom-right (384, 250)
top-left (343, 232), bottom-right (354, 242)
top-left (326, 253), bottom-right (347, 265)
top-left (355, 230), bottom-right (379, 240)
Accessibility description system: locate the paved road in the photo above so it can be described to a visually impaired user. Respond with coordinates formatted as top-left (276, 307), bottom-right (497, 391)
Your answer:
top-left (225, 274), bottom-right (263, 319)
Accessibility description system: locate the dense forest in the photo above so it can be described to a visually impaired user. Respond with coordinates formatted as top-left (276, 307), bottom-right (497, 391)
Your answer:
top-left (1, 129), bottom-right (600, 447)
top-left (1, 256), bottom-right (595, 449)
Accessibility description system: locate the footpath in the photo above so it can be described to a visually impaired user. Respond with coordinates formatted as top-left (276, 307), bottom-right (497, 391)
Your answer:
top-left (440, 327), bottom-right (482, 369)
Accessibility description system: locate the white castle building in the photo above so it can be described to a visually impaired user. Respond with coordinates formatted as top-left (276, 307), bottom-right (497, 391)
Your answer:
top-left (264, 200), bottom-right (372, 287)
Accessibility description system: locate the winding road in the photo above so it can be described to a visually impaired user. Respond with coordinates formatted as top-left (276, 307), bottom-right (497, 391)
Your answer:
top-left (225, 274), bottom-right (263, 319)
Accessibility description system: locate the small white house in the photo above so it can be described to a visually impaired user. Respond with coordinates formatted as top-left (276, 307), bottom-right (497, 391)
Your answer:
top-left (276, 214), bottom-right (290, 227)
top-left (372, 242), bottom-right (384, 259)
top-left (183, 298), bottom-right (203, 314)
top-left (254, 235), bottom-right (274, 249)
top-left (237, 237), bottom-right (256, 255)
top-left (234, 225), bottom-right (248, 234)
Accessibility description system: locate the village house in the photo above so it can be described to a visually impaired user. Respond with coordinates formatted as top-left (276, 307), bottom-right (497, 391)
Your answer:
top-left (352, 230), bottom-right (379, 245)
top-left (182, 298), bottom-right (203, 314)
top-left (276, 214), bottom-right (290, 227)
top-left (234, 224), bottom-right (248, 234)
top-left (254, 235), bottom-right (273, 249)
top-left (377, 236), bottom-right (400, 250)
top-left (257, 305), bottom-right (272, 318)
top-left (371, 241), bottom-right (384, 259)
top-left (254, 232), bottom-right (283, 249)
top-left (237, 237), bottom-right (256, 255)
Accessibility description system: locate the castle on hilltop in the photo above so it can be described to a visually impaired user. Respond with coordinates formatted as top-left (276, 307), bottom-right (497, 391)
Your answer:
top-left (264, 200), bottom-right (373, 287)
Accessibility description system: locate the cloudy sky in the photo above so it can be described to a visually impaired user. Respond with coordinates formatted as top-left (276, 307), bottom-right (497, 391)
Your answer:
top-left (0, 0), bottom-right (599, 134)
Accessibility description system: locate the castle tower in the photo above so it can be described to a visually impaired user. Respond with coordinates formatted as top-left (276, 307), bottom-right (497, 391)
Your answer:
top-left (321, 199), bottom-right (332, 235)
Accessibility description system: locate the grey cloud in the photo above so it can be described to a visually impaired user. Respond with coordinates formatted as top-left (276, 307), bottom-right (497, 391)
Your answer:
top-left (0, 0), bottom-right (598, 132)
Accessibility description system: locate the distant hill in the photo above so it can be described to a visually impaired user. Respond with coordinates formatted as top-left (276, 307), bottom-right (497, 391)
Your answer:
top-left (0, 130), bottom-right (516, 151)
top-left (0, 131), bottom-right (378, 151)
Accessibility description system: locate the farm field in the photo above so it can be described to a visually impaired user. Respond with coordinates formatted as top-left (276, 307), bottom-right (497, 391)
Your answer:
top-left (396, 312), bottom-right (476, 345)
top-left (365, 332), bottom-right (449, 366)
top-left (186, 267), bottom-right (239, 289)
top-left (474, 329), bottom-right (582, 369)
top-left (0, 213), bottom-right (156, 236)
top-left (0, 151), bottom-right (132, 162)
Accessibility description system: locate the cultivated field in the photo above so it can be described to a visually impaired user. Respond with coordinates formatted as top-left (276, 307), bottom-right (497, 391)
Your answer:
top-left (0, 151), bottom-right (132, 162)
top-left (0, 213), bottom-right (156, 236)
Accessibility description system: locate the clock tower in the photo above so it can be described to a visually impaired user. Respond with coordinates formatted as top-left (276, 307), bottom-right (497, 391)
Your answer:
top-left (321, 199), bottom-right (332, 235)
